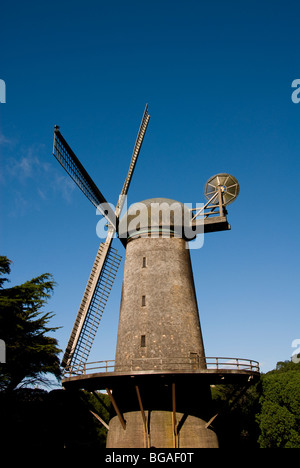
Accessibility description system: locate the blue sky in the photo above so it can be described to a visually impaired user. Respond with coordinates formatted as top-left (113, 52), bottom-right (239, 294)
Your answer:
top-left (1, 0), bottom-right (300, 382)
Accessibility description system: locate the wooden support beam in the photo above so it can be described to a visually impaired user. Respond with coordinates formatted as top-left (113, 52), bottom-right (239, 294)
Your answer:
top-left (90, 410), bottom-right (109, 430)
top-left (205, 413), bottom-right (219, 429)
top-left (135, 385), bottom-right (150, 448)
top-left (172, 383), bottom-right (179, 448)
top-left (135, 385), bottom-right (147, 429)
top-left (105, 388), bottom-right (126, 430)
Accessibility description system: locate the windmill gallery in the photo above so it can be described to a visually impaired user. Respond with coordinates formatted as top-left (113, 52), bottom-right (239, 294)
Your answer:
top-left (52, 105), bottom-right (260, 448)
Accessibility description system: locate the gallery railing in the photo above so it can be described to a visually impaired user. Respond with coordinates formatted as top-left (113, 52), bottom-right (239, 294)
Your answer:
top-left (63, 356), bottom-right (260, 378)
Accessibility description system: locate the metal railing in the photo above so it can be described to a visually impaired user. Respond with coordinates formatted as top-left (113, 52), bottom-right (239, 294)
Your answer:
top-left (64, 360), bottom-right (115, 377)
top-left (205, 357), bottom-right (259, 372)
top-left (63, 357), bottom-right (259, 378)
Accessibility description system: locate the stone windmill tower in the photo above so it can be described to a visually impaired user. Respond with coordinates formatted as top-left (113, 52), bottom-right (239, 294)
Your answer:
top-left (53, 105), bottom-right (259, 448)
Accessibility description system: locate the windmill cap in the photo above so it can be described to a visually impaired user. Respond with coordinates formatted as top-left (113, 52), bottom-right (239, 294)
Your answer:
top-left (118, 198), bottom-right (196, 241)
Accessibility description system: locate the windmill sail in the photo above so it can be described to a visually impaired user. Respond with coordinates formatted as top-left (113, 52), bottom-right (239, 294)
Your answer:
top-left (116, 104), bottom-right (150, 216)
top-left (53, 127), bottom-right (116, 228)
top-left (62, 232), bottom-right (121, 370)
top-left (55, 105), bottom-right (150, 373)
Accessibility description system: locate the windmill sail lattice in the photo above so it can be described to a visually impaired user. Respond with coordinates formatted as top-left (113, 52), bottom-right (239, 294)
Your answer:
top-left (116, 104), bottom-right (150, 216)
top-left (53, 105), bottom-right (150, 372)
top-left (53, 126), bottom-right (116, 228)
top-left (62, 241), bottom-right (122, 370)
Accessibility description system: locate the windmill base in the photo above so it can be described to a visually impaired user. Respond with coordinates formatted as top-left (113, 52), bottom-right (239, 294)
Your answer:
top-left (62, 366), bottom-right (260, 448)
top-left (106, 410), bottom-right (218, 448)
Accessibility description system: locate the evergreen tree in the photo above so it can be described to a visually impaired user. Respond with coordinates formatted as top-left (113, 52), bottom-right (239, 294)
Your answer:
top-left (0, 256), bottom-right (62, 391)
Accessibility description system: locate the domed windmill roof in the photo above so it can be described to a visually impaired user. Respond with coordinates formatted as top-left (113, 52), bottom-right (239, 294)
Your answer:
top-left (118, 197), bottom-right (196, 241)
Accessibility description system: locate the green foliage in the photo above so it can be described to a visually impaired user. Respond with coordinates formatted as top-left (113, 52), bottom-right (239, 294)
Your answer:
top-left (257, 370), bottom-right (300, 448)
top-left (211, 358), bottom-right (300, 448)
top-left (0, 256), bottom-right (62, 391)
top-left (211, 381), bottom-right (261, 447)
top-left (273, 359), bottom-right (300, 373)
top-left (84, 391), bottom-right (112, 446)
top-left (0, 256), bottom-right (12, 288)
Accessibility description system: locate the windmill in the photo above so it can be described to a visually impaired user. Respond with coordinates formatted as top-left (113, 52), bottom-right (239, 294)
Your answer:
top-left (53, 105), bottom-right (259, 448)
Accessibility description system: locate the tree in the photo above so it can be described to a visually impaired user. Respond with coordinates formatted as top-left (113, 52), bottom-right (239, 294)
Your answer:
top-left (257, 368), bottom-right (300, 448)
top-left (211, 381), bottom-right (261, 447)
top-left (0, 256), bottom-right (62, 392)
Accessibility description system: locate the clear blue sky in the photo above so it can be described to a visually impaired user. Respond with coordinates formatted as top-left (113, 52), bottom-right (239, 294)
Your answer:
top-left (1, 0), bottom-right (299, 382)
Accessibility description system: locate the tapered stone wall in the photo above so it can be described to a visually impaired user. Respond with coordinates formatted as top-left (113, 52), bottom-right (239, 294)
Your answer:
top-left (114, 236), bottom-right (205, 372)
top-left (107, 411), bottom-right (218, 448)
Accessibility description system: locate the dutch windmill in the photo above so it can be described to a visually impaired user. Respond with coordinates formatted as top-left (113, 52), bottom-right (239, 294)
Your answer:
top-left (53, 105), bottom-right (150, 373)
top-left (52, 105), bottom-right (259, 448)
